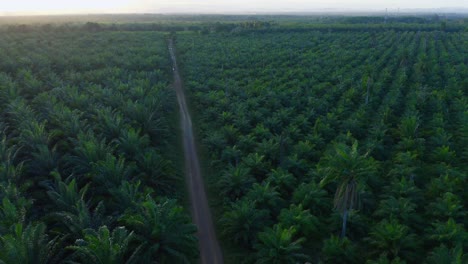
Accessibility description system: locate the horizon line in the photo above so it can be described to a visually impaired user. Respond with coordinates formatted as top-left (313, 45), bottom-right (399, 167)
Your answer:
top-left (1, 6), bottom-right (468, 17)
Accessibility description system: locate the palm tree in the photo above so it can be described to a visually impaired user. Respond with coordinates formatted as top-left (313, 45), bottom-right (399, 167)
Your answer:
top-left (46, 172), bottom-right (89, 212)
top-left (278, 204), bottom-right (319, 237)
top-left (374, 196), bottom-right (419, 226)
top-left (90, 154), bottom-right (134, 189)
top-left (120, 196), bottom-right (198, 263)
top-left (427, 192), bottom-right (465, 222)
top-left (136, 149), bottom-right (177, 195)
top-left (319, 140), bottom-right (377, 238)
top-left (220, 199), bottom-right (269, 248)
top-left (292, 181), bottom-right (331, 217)
top-left (29, 144), bottom-right (59, 177)
top-left (246, 182), bottom-right (283, 217)
top-left (321, 235), bottom-right (359, 264)
top-left (254, 225), bottom-right (308, 264)
top-left (367, 219), bottom-right (418, 261)
top-left (218, 165), bottom-right (254, 201)
top-left (0, 223), bottom-right (63, 264)
top-left (69, 225), bottom-right (141, 264)
top-left (429, 218), bottom-right (466, 248)
top-left (242, 153), bottom-right (270, 181)
top-left (18, 121), bottom-right (52, 150)
top-left (94, 107), bottom-right (126, 140)
top-left (116, 128), bottom-right (150, 159)
top-left (266, 168), bottom-right (297, 198)
top-left (122, 100), bottom-right (167, 141)
top-left (426, 244), bottom-right (468, 264)
top-left (68, 132), bottom-right (115, 175)
top-left (46, 175), bottom-right (111, 237)
top-left (366, 255), bottom-right (406, 264)
top-left (0, 197), bottom-right (27, 234)
top-left (108, 181), bottom-right (149, 212)
top-left (0, 134), bottom-right (23, 184)
top-left (51, 200), bottom-right (111, 237)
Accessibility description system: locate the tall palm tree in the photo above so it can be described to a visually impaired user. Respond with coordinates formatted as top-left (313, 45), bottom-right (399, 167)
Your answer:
top-left (319, 140), bottom-right (377, 238)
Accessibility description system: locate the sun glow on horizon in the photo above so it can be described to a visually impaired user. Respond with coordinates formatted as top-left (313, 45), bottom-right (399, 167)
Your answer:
top-left (1, 0), bottom-right (139, 15)
top-left (1, 0), bottom-right (467, 15)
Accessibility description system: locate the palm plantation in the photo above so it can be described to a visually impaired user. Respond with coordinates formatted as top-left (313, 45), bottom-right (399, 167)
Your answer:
top-left (0, 15), bottom-right (467, 263)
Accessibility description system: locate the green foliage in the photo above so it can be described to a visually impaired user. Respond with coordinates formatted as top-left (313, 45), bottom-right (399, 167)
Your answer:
top-left (69, 226), bottom-right (140, 264)
top-left (254, 225), bottom-right (308, 264)
top-left (0, 30), bottom-right (180, 262)
top-left (0, 223), bottom-right (62, 264)
top-left (51, 200), bottom-right (111, 237)
top-left (321, 235), bottom-right (359, 263)
top-left (220, 199), bottom-right (270, 248)
top-left (426, 244), bottom-right (468, 264)
top-left (116, 128), bottom-right (150, 159)
top-left (319, 139), bottom-right (377, 237)
top-left (218, 165), bottom-right (254, 201)
top-left (366, 219), bottom-right (419, 261)
top-left (120, 197), bottom-right (198, 263)
top-left (428, 218), bottom-right (467, 247)
top-left (0, 198), bottom-right (26, 234)
top-left (46, 173), bottom-right (89, 212)
top-left (177, 23), bottom-right (468, 262)
top-left (136, 149), bottom-right (178, 194)
top-left (90, 154), bottom-right (134, 189)
top-left (278, 204), bottom-right (319, 238)
top-left (319, 140), bottom-right (377, 211)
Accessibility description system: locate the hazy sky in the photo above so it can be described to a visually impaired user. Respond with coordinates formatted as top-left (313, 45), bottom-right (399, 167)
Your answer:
top-left (1, 0), bottom-right (467, 15)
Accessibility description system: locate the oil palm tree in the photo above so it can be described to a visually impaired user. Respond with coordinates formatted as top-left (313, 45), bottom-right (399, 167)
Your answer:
top-left (254, 225), bottom-right (308, 264)
top-left (426, 244), bottom-right (468, 264)
top-left (0, 197), bottom-right (28, 234)
top-left (116, 128), bottom-right (150, 159)
top-left (278, 204), bottom-right (319, 238)
top-left (218, 165), bottom-right (254, 201)
top-left (0, 223), bottom-right (63, 264)
top-left (136, 149), bottom-right (177, 195)
top-left (220, 199), bottom-right (269, 248)
top-left (246, 182), bottom-right (283, 217)
top-left (69, 225), bottom-right (141, 264)
top-left (321, 235), bottom-right (359, 264)
top-left (46, 172), bottom-right (89, 212)
top-left (292, 181), bottom-right (331, 217)
top-left (120, 196), bottom-right (198, 263)
top-left (68, 132), bottom-right (115, 175)
top-left (367, 219), bottom-right (418, 262)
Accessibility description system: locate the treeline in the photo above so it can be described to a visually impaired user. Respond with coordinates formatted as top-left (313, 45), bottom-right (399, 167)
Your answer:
top-left (177, 28), bottom-right (467, 263)
top-left (0, 31), bottom-right (198, 263)
top-left (2, 16), bottom-right (466, 34)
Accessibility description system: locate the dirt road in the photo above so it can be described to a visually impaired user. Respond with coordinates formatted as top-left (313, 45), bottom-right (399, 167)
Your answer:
top-left (168, 39), bottom-right (224, 264)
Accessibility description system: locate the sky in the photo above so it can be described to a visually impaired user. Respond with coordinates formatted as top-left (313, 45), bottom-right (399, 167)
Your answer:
top-left (1, 0), bottom-right (467, 15)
